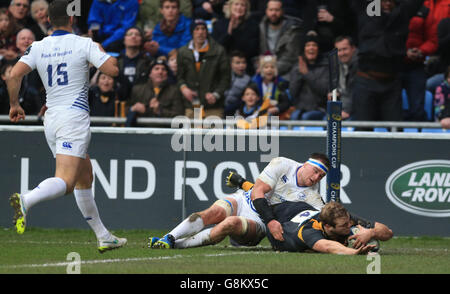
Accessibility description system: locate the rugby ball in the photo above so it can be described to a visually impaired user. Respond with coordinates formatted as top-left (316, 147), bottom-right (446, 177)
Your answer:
top-left (347, 226), bottom-right (380, 252)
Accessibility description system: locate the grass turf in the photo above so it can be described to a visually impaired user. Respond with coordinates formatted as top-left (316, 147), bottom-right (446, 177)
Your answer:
top-left (0, 227), bottom-right (449, 274)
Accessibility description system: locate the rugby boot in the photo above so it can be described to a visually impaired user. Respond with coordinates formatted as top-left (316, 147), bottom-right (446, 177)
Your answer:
top-left (148, 236), bottom-right (160, 248)
top-left (152, 234), bottom-right (175, 249)
top-left (98, 234), bottom-right (127, 253)
top-left (9, 193), bottom-right (27, 234)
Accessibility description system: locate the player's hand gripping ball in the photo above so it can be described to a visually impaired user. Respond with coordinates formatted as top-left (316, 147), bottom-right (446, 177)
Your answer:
top-left (347, 226), bottom-right (380, 252)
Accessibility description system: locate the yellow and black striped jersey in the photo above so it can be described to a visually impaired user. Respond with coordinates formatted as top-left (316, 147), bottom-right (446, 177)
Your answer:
top-left (267, 201), bottom-right (375, 252)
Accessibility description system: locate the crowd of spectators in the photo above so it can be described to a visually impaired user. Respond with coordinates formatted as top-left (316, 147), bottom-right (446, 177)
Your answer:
top-left (0, 0), bottom-right (449, 129)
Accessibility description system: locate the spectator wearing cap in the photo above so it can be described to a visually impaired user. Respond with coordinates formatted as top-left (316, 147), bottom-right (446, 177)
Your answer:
top-left (212, 0), bottom-right (259, 75)
top-left (87, 0), bottom-right (139, 53)
top-left (125, 58), bottom-right (185, 126)
top-left (289, 33), bottom-right (329, 120)
top-left (116, 27), bottom-right (153, 102)
top-left (177, 19), bottom-right (230, 118)
top-left (144, 0), bottom-right (192, 58)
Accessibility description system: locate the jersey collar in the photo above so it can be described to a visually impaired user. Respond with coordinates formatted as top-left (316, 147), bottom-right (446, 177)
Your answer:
top-left (51, 30), bottom-right (72, 36)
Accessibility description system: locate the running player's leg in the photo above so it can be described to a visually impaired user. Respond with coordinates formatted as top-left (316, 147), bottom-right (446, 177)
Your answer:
top-left (152, 197), bottom-right (238, 248)
top-left (10, 154), bottom-right (79, 234)
top-left (19, 153), bottom-right (78, 211)
top-left (73, 155), bottom-right (127, 252)
top-left (54, 154), bottom-right (83, 193)
top-left (73, 155), bottom-right (109, 240)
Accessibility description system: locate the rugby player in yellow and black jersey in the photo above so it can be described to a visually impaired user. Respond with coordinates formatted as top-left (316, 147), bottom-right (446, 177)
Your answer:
top-left (266, 201), bottom-right (393, 255)
top-left (226, 170), bottom-right (393, 255)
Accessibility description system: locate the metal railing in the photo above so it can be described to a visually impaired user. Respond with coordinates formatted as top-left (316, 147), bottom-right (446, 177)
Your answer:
top-left (0, 115), bottom-right (447, 132)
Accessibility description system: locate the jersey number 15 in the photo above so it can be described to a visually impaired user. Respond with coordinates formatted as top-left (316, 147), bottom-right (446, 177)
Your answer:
top-left (47, 63), bottom-right (68, 87)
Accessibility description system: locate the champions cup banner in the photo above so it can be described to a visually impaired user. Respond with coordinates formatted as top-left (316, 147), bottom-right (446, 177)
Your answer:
top-left (326, 101), bottom-right (342, 203)
top-left (0, 128), bottom-right (449, 237)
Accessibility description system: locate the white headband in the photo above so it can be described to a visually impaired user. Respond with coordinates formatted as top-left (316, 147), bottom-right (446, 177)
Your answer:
top-left (307, 158), bottom-right (328, 174)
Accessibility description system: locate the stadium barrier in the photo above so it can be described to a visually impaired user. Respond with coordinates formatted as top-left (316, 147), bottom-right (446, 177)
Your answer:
top-left (0, 115), bottom-right (448, 132)
top-left (0, 125), bottom-right (449, 236)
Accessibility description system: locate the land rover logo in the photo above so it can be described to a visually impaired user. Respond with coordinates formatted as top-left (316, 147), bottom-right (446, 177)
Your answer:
top-left (385, 160), bottom-right (450, 217)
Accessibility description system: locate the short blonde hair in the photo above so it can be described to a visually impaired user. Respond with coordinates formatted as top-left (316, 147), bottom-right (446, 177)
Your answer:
top-left (259, 55), bottom-right (278, 77)
top-left (224, 0), bottom-right (251, 20)
top-left (31, 0), bottom-right (48, 20)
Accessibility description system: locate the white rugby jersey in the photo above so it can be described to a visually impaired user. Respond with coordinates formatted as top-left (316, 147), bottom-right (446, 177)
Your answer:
top-left (19, 30), bottom-right (110, 112)
top-left (257, 157), bottom-right (325, 210)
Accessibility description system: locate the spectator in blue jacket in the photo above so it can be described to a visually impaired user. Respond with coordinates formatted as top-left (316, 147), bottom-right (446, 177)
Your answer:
top-left (144, 0), bottom-right (192, 58)
top-left (87, 0), bottom-right (139, 53)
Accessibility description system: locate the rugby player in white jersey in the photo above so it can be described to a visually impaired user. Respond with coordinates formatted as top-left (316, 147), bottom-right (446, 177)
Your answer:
top-left (7, 0), bottom-right (126, 253)
top-left (251, 153), bottom-right (329, 242)
top-left (149, 168), bottom-right (266, 249)
top-left (149, 153), bottom-right (328, 249)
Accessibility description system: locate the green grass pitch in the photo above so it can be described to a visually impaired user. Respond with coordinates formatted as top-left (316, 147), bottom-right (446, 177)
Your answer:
top-left (0, 227), bottom-right (449, 274)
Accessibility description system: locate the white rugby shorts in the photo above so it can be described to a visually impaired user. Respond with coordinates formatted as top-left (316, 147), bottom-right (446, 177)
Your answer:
top-left (43, 108), bottom-right (91, 159)
top-left (226, 190), bottom-right (266, 236)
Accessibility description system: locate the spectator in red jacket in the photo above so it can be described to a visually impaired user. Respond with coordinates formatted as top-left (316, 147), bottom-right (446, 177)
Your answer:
top-left (402, 0), bottom-right (450, 121)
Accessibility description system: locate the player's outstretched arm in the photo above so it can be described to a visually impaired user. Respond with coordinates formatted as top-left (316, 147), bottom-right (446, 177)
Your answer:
top-left (313, 239), bottom-right (376, 255)
top-left (7, 61), bottom-right (32, 122)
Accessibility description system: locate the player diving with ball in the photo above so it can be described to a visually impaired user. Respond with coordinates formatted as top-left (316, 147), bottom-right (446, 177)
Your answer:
top-left (149, 153), bottom-right (393, 255)
top-left (149, 154), bottom-right (329, 249)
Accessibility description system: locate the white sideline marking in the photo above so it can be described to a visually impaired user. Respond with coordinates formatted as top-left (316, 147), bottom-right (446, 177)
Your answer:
top-left (1, 251), bottom-right (272, 269)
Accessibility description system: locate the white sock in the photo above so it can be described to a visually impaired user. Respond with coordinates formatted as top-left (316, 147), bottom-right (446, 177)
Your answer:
top-left (22, 177), bottom-right (67, 212)
top-left (175, 228), bottom-right (212, 249)
top-left (169, 214), bottom-right (205, 240)
top-left (74, 188), bottom-right (111, 240)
